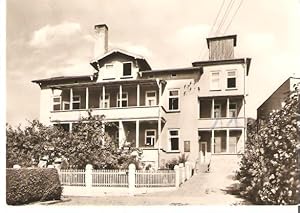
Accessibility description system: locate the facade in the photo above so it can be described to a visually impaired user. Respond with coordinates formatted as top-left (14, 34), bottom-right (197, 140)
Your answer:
top-left (32, 24), bottom-right (251, 169)
top-left (257, 77), bottom-right (300, 121)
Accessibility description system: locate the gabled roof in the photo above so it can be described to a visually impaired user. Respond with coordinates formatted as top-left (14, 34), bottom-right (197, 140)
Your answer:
top-left (90, 48), bottom-right (151, 71)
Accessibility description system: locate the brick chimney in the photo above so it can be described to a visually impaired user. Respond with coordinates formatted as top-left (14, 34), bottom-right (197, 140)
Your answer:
top-left (206, 35), bottom-right (237, 60)
top-left (93, 24), bottom-right (108, 60)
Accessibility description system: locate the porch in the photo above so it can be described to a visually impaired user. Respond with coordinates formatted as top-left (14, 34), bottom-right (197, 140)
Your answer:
top-left (198, 128), bottom-right (244, 163)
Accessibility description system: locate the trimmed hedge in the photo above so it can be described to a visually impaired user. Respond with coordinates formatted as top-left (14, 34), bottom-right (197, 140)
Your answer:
top-left (6, 168), bottom-right (62, 205)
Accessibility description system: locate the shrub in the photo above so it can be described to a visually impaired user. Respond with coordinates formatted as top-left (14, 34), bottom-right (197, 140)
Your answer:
top-left (237, 86), bottom-right (300, 204)
top-left (6, 168), bottom-right (62, 205)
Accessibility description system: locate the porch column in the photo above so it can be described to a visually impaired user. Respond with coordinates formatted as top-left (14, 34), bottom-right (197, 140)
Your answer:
top-left (102, 85), bottom-right (105, 108)
top-left (118, 121), bottom-right (122, 147)
top-left (211, 130), bottom-right (215, 154)
top-left (135, 120), bottom-right (139, 148)
top-left (137, 84), bottom-right (140, 106)
top-left (51, 89), bottom-right (54, 111)
top-left (158, 82), bottom-right (162, 106)
top-left (211, 98), bottom-right (214, 118)
top-left (119, 84), bottom-right (123, 107)
top-left (70, 88), bottom-right (73, 110)
top-left (86, 87), bottom-right (89, 109)
top-left (69, 123), bottom-right (73, 133)
top-left (226, 129), bottom-right (230, 153)
top-left (226, 98), bottom-right (230, 118)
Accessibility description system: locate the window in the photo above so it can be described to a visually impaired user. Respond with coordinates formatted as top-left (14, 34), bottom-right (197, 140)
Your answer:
top-left (211, 71), bottom-right (220, 90)
top-left (53, 96), bottom-right (61, 111)
top-left (145, 130), bottom-right (156, 146)
top-left (117, 92), bottom-right (128, 107)
top-left (72, 95), bottom-right (81, 109)
top-left (168, 89), bottom-right (179, 111)
top-left (184, 141), bottom-right (190, 152)
top-left (214, 104), bottom-right (222, 118)
top-left (169, 129), bottom-right (179, 151)
top-left (145, 91), bottom-right (157, 106)
top-left (227, 70), bottom-right (236, 89)
top-left (229, 103), bottom-right (237, 117)
top-left (100, 94), bottom-right (110, 108)
top-left (123, 62), bottom-right (132, 76)
top-left (229, 137), bottom-right (237, 153)
top-left (62, 101), bottom-right (70, 110)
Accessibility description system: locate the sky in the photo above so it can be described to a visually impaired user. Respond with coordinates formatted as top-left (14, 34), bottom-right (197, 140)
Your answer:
top-left (5, 0), bottom-right (300, 127)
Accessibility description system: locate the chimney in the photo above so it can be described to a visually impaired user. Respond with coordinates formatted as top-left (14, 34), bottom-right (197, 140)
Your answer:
top-left (93, 24), bottom-right (108, 60)
top-left (206, 35), bottom-right (237, 60)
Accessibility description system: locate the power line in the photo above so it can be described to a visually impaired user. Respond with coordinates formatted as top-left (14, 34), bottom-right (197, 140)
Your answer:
top-left (223, 0), bottom-right (244, 35)
top-left (215, 0), bottom-right (235, 35)
top-left (199, 0), bottom-right (227, 60)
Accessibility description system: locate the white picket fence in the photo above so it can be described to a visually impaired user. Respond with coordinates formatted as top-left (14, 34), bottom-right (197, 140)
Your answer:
top-left (92, 169), bottom-right (129, 187)
top-left (58, 162), bottom-right (193, 190)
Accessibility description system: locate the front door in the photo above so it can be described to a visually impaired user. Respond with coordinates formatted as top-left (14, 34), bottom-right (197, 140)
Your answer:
top-left (199, 141), bottom-right (207, 163)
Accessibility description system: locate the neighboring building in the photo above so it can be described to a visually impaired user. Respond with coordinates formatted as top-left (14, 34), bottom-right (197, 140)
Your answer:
top-left (32, 24), bottom-right (251, 169)
top-left (257, 77), bottom-right (300, 121)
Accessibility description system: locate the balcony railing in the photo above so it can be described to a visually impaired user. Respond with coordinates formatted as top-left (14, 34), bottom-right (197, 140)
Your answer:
top-left (197, 117), bottom-right (246, 128)
top-left (50, 105), bottom-right (163, 122)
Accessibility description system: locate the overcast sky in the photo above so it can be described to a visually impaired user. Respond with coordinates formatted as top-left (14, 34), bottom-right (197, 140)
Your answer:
top-left (5, 0), bottom-right (300, 127)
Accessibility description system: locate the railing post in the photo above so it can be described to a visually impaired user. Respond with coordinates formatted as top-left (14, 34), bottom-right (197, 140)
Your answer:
top-left (128, 163), bottom-right (136, 195)
top-left (174, 165), bottom-right (180, 188)
top-left (185, 162), bottom-right (191, 180)
top-left (179, 163), bottom-right (185, 184)
top-left (85, 164), bottom-right (93, 188)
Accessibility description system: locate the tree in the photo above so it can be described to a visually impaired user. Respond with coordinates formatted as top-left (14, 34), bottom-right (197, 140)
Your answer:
top-left (6, 113), bottom-right (142, 169)
top-left (237, 85), bottom-right (300, 204)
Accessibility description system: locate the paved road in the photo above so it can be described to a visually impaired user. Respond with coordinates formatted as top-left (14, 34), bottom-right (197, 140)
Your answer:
top-left (54, 171), bottom-right (247, 206)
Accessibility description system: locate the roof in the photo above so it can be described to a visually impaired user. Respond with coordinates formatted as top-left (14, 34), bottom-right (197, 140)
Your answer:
top-left (140, 67), bottom-right (201, 74)
top-left (90, 48), bottom-right (151, 71)
top-left (206, 35), bottom-right (237, 48)
top-left (32, 75), bottom-right (94, 84)
top-left (46, 78), bottom-right (161, 89)
top-left (192, 58), bottom-right (251, 76)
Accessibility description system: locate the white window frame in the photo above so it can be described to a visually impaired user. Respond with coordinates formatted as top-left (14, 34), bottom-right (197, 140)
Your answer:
top-left (226, 70), bottom-right (237, 89)
top-left (52, 96), bottom-right (61, 111)
top-left (122, 62), bottom-right (133, 76)
top-left (100, 93), bottom-right (110, 109)
top-left (168, 129), bottom-right (180, 151)
top-left (117, 92), bottom-right (128, 107)
top-left (72, 95), bottom-right (81, 109)
top-left (145, 90), bottom-right (157, 106)
top-left (168, 89), bottom-right (180, 111)
top-left (62, 101), bottom-right (70, 110)
top-left (145, 129), bottom-right (156, 146)
top-left (229, 102), bottom-right (237, 117)
top-left (214, 103), bottom-right (222, 118)
top-left (210, 71), bottom-right (221, 90)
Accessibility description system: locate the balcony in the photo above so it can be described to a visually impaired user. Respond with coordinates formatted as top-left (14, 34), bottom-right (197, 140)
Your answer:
top-left (50, 105), bottom-right (164, 122)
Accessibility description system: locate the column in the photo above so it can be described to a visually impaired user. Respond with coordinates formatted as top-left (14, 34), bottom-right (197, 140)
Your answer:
top-left (135, 120), bottom-right (139, 148)
top-left (119, 85), bottom-right (123, 107)
top-left (69, 123), bottom-right (73, 133)
top-left (86, 87), bottom-right (89, 109)
top-left (211, 98), bottom-right (214, 118)
top-left (137, 84), bottom-right (140, 106)
top-left (158, 82), bottom-right (162, 106)
top-left (227, 98), bottom-right (230, 118)
top-left (70, 88), bottom-right (73, 110)
top-left (226, 129), bottom-right (230, 153)
top-left (211, 130), bottom-right (215, 154)
top-left (51, 89), bottom-right (54, 111)
top-left (102, 85), bottom-right (105, 108)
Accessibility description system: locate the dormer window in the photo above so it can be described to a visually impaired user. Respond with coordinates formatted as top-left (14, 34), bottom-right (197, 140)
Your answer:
top-left (123, 62), bottom-right (132, 76)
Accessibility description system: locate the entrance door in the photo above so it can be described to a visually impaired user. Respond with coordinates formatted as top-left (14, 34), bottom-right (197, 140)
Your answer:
top-left (199, 141), bottom-right (207, 163)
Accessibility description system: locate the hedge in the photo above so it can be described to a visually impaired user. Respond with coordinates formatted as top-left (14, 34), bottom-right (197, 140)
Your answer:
top-left (6, 168), bottom-right (62, 205)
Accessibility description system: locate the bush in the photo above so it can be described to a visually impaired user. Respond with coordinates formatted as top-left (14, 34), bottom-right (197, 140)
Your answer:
top-left (6, 168), bottom-right (62, 205)
top-left (237, 86), bottom-right (300, 204)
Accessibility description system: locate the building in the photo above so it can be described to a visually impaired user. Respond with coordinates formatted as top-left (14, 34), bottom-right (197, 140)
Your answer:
top-left (257, 77), bottom-right (300, 121)
top-left (32, 24), bottom-right (251, 169)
